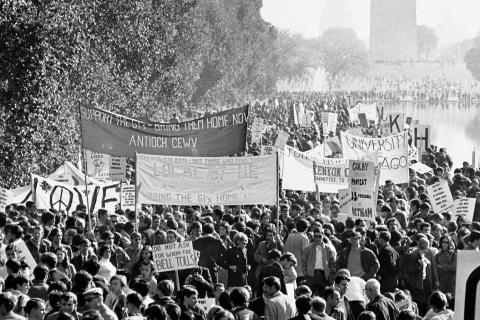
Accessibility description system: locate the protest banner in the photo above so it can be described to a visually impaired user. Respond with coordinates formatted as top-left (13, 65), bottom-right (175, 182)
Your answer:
top-left (409, 162), bottom-right (433, 175)
top-left (454, 250), bottom-right (480, 320)
top-left (49, 161), bottom-right (101, 185)
top-left (321, 112), bottom-right (337, 135)
top-left (136, 154), bottom-right (277, 205)
top-left (109, 156), bottom-right (127, 181)
top-left (411, 124), bottom-right (431, 156)
top-left (251, 117), bottom-right (264, 144)
top-left (453, 197), bottom-right (476, 223)
top-left (348, 160), bottom-right (377, 221)
top-left (16, 239), bottom-right (37, 270)
top-left (341, 131), bottom-right (409, 185)
top-left (385, 113), bottom-right (404, 134)
top-left (338, 189), bottom-right (352, 214)
top-left (80, 104), bottom-right (248, 158)
top-left (349, 160), bottom-right (376, 192)
top-left (32, 174), bottom-right (120, 214)
top-left (85, 150), bottom-right (127, 182)
top-left (304, 144), bottom-right (333, 159)
top-left (120, 184), bottom-right (136, 211)
top-left (85, 150), bottom-right (110, 181)
top-left (426, 180), bottom-right (454, 213)
top-left (152, 241), bottom-right (197, 272)
top-left (197, 298), bottom-right (216, 312)
top-left (261, 145), bottom-right (275, 155)
top-left (313, 158), bottom-right (349, 193)
top-left (348, 102), bottom-right (377, 124)
top-left (275, 130), bottom-right (290, 148)
top-left (282, 146), bottom-right (315, 192)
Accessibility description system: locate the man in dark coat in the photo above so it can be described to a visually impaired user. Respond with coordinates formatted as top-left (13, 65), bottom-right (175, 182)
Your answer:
top-left (376, 231), bottom-right (399, 293)
top-left (193, 223), bottom-right (225, 284)
top-left (365, 279), bottom-right (398, 320)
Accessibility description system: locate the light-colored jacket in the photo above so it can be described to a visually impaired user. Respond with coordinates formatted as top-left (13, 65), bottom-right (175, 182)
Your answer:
top-left (301, 242), bottom-right (336, 281)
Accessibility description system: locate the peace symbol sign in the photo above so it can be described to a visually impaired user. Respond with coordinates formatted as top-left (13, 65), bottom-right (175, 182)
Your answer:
top-left (49, 185), bottom-right (74, 212)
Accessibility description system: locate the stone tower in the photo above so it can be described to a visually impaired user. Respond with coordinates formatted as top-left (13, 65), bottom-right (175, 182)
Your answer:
top-left (370, 0), bottom-right (417, 61)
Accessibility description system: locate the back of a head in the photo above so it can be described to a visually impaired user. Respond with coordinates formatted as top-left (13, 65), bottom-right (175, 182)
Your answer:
top-left (126, 292), bottom-right (143, 309)
top-left (229, 287), bottom-right (249, 307)
top-left (164, 303), bottom-right (181, 320)
top-left (145, 305), bottom-right (167, 320)
top-left (158, 280), bottom-right (174, 297)
top-left (213, 310), bottom-right (234, 320)
top-left (0, 292), bottom-right (16, 313)
top-left (396, 310), bottom-right (416, 320)
top-left (82, 310), bottom-right (104, 320)
top-left (358, 311), bottom-right (376, 320)
top-left (295, 295), bottom-right (312, 315)
top-left (311, 297), bottom-right (326, 314)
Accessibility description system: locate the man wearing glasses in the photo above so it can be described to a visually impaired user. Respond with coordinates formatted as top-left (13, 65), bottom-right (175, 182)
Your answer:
top-left (83, 288), bottom-right (118, 320)
top-left (301, 227), bottom-right (336, 296)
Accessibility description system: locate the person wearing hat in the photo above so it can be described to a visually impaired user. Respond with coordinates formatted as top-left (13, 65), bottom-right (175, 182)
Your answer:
top-left (84, 287), bottom-right (118, 320)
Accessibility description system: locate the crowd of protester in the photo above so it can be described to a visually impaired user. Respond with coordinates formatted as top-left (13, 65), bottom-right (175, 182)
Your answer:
top-left (2, 91), bottom-right (476, 320)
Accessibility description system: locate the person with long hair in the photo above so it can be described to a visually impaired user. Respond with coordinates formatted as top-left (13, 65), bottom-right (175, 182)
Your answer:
top-left (130, 245), bottom-right (154, 281)
top-left (435, 235), bottom-right (456, 295)
top-left (422, 291), bottom-right (454, 320)
top-left (48, 228), bottom-right (73, 262)
top-left (97, 245), bottom-right (116, 282)
top-left (55, 247), bottom-right (76, 280)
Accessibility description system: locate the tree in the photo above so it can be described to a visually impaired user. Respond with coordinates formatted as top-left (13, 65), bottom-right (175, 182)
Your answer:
top-left (417, 25), bottom-right (438, 61)
top-left (317, 28), bottom-right (369, 89)
top-left (465, 35), bottom-right (480, 81)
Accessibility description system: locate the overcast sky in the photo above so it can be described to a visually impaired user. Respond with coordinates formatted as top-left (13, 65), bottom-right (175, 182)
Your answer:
top-left (261, 0), bottom-right (480, 43)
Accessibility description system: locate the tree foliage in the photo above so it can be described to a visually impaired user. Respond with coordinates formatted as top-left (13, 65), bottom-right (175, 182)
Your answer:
top-left (465, 35), bottom-right (480, 81)
top-left (0, 0), bottom-right (279, 187)
top-left (417, 25), bottom-right (438, 61)
top-left (317, 28), bottom-right (369, 88)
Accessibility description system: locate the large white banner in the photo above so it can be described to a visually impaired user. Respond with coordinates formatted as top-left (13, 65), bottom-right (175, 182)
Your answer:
top-left (313, 158), bottom-right (349, 193)
top-left (282, 146), bottom-right (315, 192)
top-left (136, 154), bottom-right (277, 205)
top-left (341, 131), bottom-right (409, 185)
top-left (32, 175), bottom-right (120, 214)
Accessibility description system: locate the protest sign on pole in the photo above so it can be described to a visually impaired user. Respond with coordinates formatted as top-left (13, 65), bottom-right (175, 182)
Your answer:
top-left (152, 241), bottom-right (197, 272)
top-left (16, 239), bottom-right (37, 270)
top-left (275, 130), bottom-right (290, 148)
top-left (313, 158), bottom-right (349, 193)
top-left (32, 174), bottom-right (120, 214)
top-left (109, 156), bottom-right (127, 181)
top-left (341, 131), bottom-right (409, 185)
top-left (251, 117), bottom-right (264, 144)
top-left (426, 180), bottom-right (454, 213)
top-left (385, 113), bottom-right (404, 134)
top-left (282, 146), bottom-right (316, 192)
top-left (120, 184), bottom-right (136, 211)
top-left (349, 160), bottom-right (377, 221)
top-left (80, 104), bottom-right (248, 158)
top-left (338, 188), bottom-right (352, 214)
top-left (85, 150), bottom-right (111, 181)
top-left (454, 250), bottom-right (480, 320)
top-left (453, 198), bottom-right (476, 223)
top-left (136, 154), bottom-right (277, 205)
top-left (411, 124), bottom-right (431, 157)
